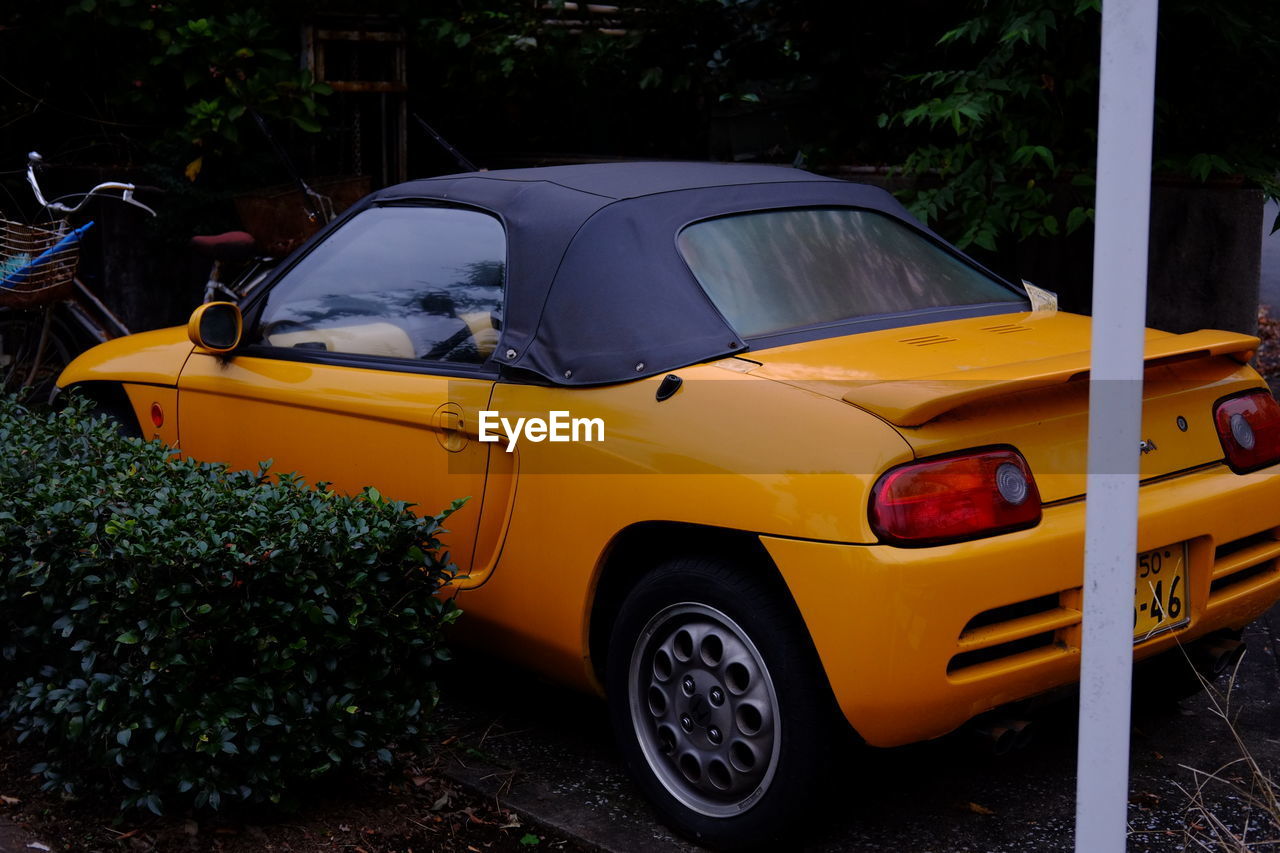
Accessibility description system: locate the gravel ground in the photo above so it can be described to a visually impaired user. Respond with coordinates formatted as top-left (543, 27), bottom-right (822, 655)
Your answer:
top-left (435, 607), bottom-right (1280, 852)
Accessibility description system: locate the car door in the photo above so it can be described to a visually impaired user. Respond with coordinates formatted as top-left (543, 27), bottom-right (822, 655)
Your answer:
top-left (176, 203), bottom-right (506, 574)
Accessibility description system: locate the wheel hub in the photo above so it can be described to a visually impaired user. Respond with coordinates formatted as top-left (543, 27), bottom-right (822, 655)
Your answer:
top-left (629, 602), bottom-right (781, 817)
top-left (687, 691), bottom-right (712, 728)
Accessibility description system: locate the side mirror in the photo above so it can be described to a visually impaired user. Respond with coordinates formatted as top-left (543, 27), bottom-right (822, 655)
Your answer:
top-left (187, 301), bottom-right (243, 353)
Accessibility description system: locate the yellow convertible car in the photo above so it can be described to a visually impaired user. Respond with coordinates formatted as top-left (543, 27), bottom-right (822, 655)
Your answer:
top-left (59, 163), bottom-right (1280, 847)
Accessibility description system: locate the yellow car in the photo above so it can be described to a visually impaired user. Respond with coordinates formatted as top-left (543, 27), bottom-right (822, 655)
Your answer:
top-left (59, 163), bottom-right (1280, 848)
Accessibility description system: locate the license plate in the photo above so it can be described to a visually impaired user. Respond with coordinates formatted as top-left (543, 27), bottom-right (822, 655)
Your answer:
top-left (1134, 543), bottom-right (1189, 642)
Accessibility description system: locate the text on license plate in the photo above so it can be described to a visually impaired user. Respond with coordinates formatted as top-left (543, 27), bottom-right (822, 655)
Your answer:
top-left (1134, 543), bottom-right (1189, 641)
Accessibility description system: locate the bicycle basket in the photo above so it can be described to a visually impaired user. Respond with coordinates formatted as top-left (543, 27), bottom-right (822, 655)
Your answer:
top-left (0, 218), bottom-right (85, 309)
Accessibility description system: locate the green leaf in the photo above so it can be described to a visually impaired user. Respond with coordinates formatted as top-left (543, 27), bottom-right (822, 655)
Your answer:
top-left (116, 631), bottom-right (140, 645)
top-left (520, 834), bottom-right (541, 846)
top-left (972, 226), bottom-right (998, 252)
top-left (1066, 206), bottom-right (1091, 234)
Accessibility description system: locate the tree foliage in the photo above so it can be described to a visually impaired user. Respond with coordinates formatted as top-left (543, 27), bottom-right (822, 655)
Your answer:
top-left (0, 2), bottom-right (330, 191)
top-left (881, 0), bottom-right (1280, 249)
top-left (1, 1), bottom-right (1277, 248)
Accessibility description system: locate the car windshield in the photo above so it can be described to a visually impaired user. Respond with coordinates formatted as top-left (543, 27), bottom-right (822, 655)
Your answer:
top-left (676, 207), bottom-right (1024, 338)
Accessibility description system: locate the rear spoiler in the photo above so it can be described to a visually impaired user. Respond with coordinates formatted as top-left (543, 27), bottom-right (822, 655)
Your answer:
top-left (842, 329), bottom-right (1260, 427)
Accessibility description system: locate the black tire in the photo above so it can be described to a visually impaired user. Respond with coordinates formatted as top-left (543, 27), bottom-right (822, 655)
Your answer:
top-left (606, 555), bottom-right (834, 850)
top-left (1133, 648), bottom-right (1203, 708)
top-left (0, 307), bottom-right (78, 407)
top-left (76, 382), bottom-right (143, 439)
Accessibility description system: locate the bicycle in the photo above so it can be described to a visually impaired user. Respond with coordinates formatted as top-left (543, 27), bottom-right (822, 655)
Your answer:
top-left (0, 152), bottom-right (295, 405)
top-left (0, 153), bottom-right (157, 403)
top-left (0, 111), bottom-right (482, 406)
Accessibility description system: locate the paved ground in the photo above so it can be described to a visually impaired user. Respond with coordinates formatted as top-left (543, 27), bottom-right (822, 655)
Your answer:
top-left (0, 817), bottom-right (49, 853)
top-left (6, 619), bottom-right (1273, 853)
top-left (435, 606), bottom-right (1280, 852)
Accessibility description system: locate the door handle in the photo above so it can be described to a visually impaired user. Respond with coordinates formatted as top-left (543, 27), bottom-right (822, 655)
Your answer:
top-left (432, 402), bottom-right (467, 452)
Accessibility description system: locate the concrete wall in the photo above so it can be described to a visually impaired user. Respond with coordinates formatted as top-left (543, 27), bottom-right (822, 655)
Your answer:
top-left (1258, 200), bottom-right (1280, 311)
top-left (1143, 184), bottom-right (1262, 335)
top-left (1003, 182), bottom-right (1262, 336)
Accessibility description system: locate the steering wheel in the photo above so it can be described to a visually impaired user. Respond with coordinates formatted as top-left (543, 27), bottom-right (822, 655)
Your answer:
top-left (423, 323), bottom-right (475, 360)
top-left (260, 318), bottom-right (317, 346)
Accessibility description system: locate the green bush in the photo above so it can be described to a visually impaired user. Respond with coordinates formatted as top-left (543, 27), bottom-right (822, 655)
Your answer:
top-left (0, 394), bottom-right (462, 814)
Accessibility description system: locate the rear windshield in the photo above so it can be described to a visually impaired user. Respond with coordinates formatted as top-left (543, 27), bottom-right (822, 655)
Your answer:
top-left (677, 208), bottom-right (1023, 338)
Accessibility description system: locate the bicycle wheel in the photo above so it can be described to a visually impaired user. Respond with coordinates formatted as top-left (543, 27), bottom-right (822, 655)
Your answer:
top-left (0, 307), bottom-right (78, 407)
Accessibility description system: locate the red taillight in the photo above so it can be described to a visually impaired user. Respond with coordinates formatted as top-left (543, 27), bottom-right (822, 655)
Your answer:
top-left (870, 448), bottom-right (1042, 546)
top-left (1214, 391), bottom-right (1280, 473)
top-left (150, 402), bottom-right (164, 428)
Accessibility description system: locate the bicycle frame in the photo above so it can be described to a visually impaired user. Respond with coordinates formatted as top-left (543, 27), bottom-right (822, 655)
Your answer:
top-left (202, 255), bottom-right (277, 305)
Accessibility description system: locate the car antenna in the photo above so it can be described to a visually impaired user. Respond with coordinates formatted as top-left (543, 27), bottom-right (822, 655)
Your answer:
top-left (411, 112), bottom-right (479, 173)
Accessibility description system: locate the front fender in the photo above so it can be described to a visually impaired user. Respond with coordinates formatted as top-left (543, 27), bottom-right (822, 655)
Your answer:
top-left (58, 325), bottom-right (193, 389)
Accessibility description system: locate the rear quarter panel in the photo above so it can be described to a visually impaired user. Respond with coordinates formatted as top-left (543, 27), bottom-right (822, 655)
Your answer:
top-left (452, 362), bottom-right (914, 687)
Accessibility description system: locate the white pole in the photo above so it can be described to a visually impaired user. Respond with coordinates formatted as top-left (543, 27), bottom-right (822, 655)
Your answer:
top-left (1075, 2), bottom-right (1160, 851)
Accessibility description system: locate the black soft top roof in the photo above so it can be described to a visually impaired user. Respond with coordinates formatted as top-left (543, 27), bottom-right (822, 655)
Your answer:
top-left (390, 161), bottom-right (834, 199)
top-left (352, 162), bottom-right (1010, 385)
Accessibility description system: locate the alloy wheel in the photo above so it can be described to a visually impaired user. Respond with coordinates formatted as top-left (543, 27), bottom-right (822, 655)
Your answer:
top-left (627, 602), bottom-right (782, 817)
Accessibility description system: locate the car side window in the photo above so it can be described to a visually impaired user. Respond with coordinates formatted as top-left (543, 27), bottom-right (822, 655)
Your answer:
top-left (254, 205), bottom-right (506, 365)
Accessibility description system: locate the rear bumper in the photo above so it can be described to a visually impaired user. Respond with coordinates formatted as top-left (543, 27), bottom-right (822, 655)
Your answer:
top-left (763, 463), bottom-right (1280, 747)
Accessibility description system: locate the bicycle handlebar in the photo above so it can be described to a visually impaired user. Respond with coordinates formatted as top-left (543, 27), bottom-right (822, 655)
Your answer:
top-left (26, 151), bottom-right (158, 217)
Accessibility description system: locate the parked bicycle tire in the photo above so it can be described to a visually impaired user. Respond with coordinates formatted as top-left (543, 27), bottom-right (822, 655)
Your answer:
top-left (0, 308), bottom-right (79, 406)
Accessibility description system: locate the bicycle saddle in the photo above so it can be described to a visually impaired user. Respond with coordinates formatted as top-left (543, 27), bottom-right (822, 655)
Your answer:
top-left (190, 231), bottom-right (258, 262)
